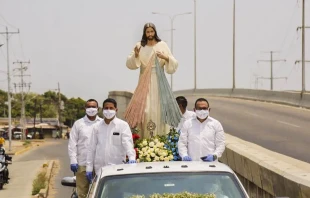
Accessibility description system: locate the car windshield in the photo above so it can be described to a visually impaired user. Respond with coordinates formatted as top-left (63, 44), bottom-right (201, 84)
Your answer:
top-left (95, 172), bottom-right (246, 198)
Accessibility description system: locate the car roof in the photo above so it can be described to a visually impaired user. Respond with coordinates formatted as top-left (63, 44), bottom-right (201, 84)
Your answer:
top-left (98, 161), bottom-right (235, 179)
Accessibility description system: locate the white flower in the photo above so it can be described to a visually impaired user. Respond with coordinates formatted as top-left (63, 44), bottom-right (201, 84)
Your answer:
top-left (164, 157), bottom-right (169, 161)
top-left (155, 148), bottom-right (159, 153)
top-left (143, 141), bottom-right (148, 146)
top-left (137, 159), bottom-right (140, 163)
top-left (142, 147), bottom-right (147, 152)
top-left (146, 154), bottom-right (150, 158)
top-left (169, 155), bottom-right (174, 160)
top-left (146, 157), bottom-right (151, 162)
top-left (155, 156), bottom-right (160, 161)
top-left (159, 156), bottom-right (164, 161)
top-left (154, 139), bottom-right (159, 143)
top-left (151, 153), bottom-right (155, 157)
top-left (156, 143), bottom-right (161, 148)
top-left (149, 142), bottom-right (155, 147)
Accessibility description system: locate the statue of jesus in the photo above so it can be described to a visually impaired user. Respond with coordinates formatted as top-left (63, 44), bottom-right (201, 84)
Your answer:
top-left (125, 22), bottom-right (182, 139)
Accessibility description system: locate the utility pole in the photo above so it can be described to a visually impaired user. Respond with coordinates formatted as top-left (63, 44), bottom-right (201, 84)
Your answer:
top-left (13, 60), bottom-right (31, 140)
top-left (0, 27), bottom-right (19, 151)
top-left (194, 0), bottom-right (197, 91)
top-left (296, 0), bottom-right (309, 94)
top-left (232, 0), bottom-right (236, 89)
top-left (257, 51), bottom-right (286, 90)
top-left (57, 82), bottom-right (64, 135)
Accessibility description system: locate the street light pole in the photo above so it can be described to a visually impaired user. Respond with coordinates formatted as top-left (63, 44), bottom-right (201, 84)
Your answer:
top-left (152, 11), bottom-right (192, 91)
top-left (194, 0), bottom-right (197, 91)
top-left (232, 0), bottom-right (236, 89)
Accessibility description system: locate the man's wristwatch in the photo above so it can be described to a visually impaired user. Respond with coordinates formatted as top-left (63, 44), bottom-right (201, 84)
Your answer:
top-left (213, 155), bottom-right (218, 161)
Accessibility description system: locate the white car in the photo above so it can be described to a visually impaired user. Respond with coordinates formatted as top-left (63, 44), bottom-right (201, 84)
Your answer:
top-left (62, 161), bottom-right (249, 198)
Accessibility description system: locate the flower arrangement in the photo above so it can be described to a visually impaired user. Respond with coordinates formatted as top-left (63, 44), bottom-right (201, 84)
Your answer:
top-left (136, 136), bottom-right (174, 162)
top-left (129, 192), bottom-right (216, 198)
top-left (164, 128), bottom-right (181, 161)
top-left (131, 127), bottom-right (141, 160)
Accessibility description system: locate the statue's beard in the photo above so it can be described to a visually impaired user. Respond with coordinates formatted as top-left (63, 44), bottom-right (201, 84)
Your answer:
top-left (147, 36), bottom-right (154, 40)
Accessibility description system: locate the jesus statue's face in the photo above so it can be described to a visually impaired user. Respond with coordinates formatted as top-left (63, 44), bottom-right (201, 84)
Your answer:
top-left (145, 27), bottom-right (155, 41)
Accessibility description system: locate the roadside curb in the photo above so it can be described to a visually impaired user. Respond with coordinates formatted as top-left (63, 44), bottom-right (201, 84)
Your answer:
top-left (38, 160), bottom-right (55, 198)
top-left (6, 145), bottom-right (33, 155)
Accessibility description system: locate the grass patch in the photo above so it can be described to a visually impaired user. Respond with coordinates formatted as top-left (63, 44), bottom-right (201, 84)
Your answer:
top-left (32, 168), bottom-right (47, 195)
top-left (23, 140), bottom-right (31, 147)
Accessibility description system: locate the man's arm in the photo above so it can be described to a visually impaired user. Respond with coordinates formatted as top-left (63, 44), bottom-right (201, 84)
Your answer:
top-left (121, 123), bottom-right (136, 161)
top-left (86, 126), bottom-right (98, 172)
top-left (177, 122), bottom-right (189, 158)
top-left (126, 42), bottom-right (142, 70)
top-left (214, 121), bottom-right (225, 158)
top-left (68, 122), bottom-right (79, 164)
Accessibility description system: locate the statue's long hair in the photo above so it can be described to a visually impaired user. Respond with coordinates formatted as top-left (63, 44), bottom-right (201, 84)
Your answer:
top-left (140, 23), bottom-right (161, 47)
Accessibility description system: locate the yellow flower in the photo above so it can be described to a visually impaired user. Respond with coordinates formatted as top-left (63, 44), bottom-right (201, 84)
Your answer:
top-left (164, 157), bottom-right (169, 161)
top-left (151, 153), bottom-right (155, 157)
top-left (154, 139), bottom-right (159, 143)
top-left (146, 157), bottom-right (151, 162)
top-left (169, 155), bottom-right (173, 160)
top-left (155, 156), bottom-right (160, 161)
top-left (159, 156), bottom-right (164, 161)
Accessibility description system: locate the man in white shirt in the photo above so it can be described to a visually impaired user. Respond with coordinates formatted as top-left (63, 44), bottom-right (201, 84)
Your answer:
top-left (68, 99), bottom-right (102, 198)
top-left (86, 98), bottom-right (136, 180)
top-left (178, 98), bottom-right (225, 162)
top-left (176, 96), bottom-right (196, 132)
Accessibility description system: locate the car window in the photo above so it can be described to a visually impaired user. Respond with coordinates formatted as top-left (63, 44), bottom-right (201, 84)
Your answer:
top-left (95, 172), bottom-right (246, 198)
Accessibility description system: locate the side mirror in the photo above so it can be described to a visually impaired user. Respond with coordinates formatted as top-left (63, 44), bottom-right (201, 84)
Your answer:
top-left (61, 176), bottom-right (76, 187)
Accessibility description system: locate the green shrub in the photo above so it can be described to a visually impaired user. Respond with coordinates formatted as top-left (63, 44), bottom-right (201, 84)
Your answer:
top-left (32, 171), bottom-right (47, 195)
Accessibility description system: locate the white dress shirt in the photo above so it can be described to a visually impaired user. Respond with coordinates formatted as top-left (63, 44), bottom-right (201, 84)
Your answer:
top-left (68, 115), bottom-right (102, 165)
top-left (177, 110), bottom-right (196, 132)
top-left (86, 117), bottom-right (136, 175)
top-left (178, 116), bottom-right (225, 161)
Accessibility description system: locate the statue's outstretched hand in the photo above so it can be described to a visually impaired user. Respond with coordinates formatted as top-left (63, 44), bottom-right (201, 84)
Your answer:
top-left (134, 46), bottom-right (141, 58)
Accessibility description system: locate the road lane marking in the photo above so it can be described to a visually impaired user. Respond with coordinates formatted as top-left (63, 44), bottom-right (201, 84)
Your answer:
top-left (245, 111), bottom-right (262, 118)
top-left (277, 120), bottom-right (300, 128)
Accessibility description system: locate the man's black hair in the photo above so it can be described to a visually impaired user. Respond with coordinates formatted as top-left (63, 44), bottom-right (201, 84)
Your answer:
top-left (194, 98), bottom-right (210, 108)
top-left (103, 98), bottom-right (117, 108)
top-left (85, 99), bottom-right (98, 107)
top-left (176, 96), bottom-right (188, 109)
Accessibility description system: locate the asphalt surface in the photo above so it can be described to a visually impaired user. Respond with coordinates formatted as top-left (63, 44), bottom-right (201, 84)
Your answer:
top-left (14, 139), bottom-right (72, 198)
top-left (184, 95), bottom-right (310, 163)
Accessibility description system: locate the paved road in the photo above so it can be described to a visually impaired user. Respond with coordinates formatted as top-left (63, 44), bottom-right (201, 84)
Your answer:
top-left (184, 95), bottom-right (310, 163)
top-left (13, 139), bottom-right (72, 198)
